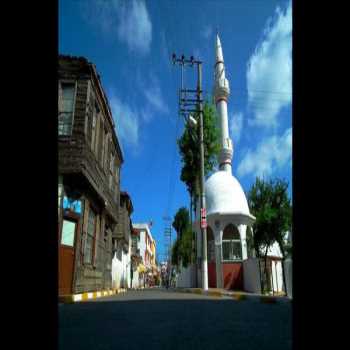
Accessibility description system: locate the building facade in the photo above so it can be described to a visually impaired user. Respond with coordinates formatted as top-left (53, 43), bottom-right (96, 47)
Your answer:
top-left (111, 192), bottom-right (133, 289)
top-left (130, 228), bottom-right (143, 288)
top-left (58, 55), bottom-right (123, 296)
top-left (133, 223), bottom-right (156, 287)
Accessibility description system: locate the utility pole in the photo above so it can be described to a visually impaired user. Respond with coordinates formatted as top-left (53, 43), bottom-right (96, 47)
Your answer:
top-left (172, 54), bottom-right (208, 291)
top-left (163, 216), bottom-right (172, 286)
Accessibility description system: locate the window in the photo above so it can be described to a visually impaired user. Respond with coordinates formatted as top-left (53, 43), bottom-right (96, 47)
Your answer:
top-left (84, 207), bottom-right (96, 264)
top-left (61, 220), bottom-right (76, 247)
top-left (92, 102), bottom-right (100, 154)
top-left (222, 224), bottom-right (242, 261)
top-left (59, 83), bottom-right (75, 136)
top-left (98, 119), bottom-right (104, 164)
top-left (109, 149), bottom-right (114, 190)
top-left (91, 102), bottom-right (97, 151)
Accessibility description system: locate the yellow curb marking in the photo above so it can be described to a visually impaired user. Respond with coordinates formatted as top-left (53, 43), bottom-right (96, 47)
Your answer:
top-left (193, 289), bottom-right (202, 294)
top-left (207, 291), bottom-right (222, 297)
top-left (232, 294), bottom-right (247, 300)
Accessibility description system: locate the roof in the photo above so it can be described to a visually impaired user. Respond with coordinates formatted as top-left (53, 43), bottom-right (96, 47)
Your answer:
top-left (205, 171), bottom-right (252, 218)
top-left (133, 223), bottom-right (154, 242)
top-left (120, 191), bottom-right (133, 214)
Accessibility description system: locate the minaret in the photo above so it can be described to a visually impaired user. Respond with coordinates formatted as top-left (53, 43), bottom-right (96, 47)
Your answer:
top-left (213, 34), bottom-right (233, 173)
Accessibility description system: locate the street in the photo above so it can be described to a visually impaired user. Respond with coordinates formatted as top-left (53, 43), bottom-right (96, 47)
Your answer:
top-left (59, 288), bottom-right (292, 350)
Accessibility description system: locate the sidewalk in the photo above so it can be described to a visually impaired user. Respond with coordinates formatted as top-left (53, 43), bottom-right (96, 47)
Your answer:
top-left (174, 287), bottom-right (291, 303)
top-left (59, 288), bottom-right (129, 304)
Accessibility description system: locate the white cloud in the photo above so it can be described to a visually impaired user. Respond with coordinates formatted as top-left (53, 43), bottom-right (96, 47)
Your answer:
top-left (230, 112), bottom-right (243, 144)
top-left (237, 128), bottom-right (292, 178)
top-left (201, 25), bottom-right (213, 40)
top-left (117, 0), bottom-right (152, 55)
top-left (246, 0), bottom-right (292, 128)
top-left (109, 94), bottom-right (139, 149)
top-left (82, 0), bottom-right (152, 56)
top-left (143, 74), bottom-right (169, 115)
top-left (137, 72), bottom-right (169, 117)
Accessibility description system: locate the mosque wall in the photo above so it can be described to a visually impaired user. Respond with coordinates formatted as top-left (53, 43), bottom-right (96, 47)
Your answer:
top-left (222, 262), bottom-right (243, 290)
top-left (208, 262), bottom-right (217, 288)
top-left (243, 258), bottom-right (262, 294)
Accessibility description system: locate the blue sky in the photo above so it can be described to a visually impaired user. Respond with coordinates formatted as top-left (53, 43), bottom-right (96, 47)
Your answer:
top-left (59, 0), bottom-right (292, 262)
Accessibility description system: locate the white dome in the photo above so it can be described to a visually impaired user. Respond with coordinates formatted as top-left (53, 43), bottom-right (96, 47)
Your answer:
top-left (205, 171), bottom-right (250, 216)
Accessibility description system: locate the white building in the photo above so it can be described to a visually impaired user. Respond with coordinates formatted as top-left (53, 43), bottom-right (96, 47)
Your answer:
top-left (133, 223), bottom-right (157, 287)
top-left (111, 192), bottom-right (133, 290)
top-left (192, 34), bottom-right (255, 290)
top-left (177, 35), bottom-right (291, 297)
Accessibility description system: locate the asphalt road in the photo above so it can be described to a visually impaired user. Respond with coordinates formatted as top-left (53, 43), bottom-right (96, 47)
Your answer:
top-left (59, 288), bottom-right (292, 350)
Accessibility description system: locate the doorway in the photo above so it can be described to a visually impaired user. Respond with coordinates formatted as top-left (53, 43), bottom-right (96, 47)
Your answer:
top-left (59, 217), bottom-right (78, 295)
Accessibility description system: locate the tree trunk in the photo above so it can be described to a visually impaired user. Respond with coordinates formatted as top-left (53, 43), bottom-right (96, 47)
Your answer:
top-left (278, 241), bottom-right (288, 296)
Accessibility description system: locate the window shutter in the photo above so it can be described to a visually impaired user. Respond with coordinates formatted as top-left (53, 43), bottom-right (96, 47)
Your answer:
top-left (98, 120), bottom-right (104, 164)
top-left (93, 214), bottom-right (101, 267)
top-left (105, 134), bottom-right (110, 173)
top-left (81, 199), bottom-right (89, 264)
top-left (58, 82), bottom-right (63, 112)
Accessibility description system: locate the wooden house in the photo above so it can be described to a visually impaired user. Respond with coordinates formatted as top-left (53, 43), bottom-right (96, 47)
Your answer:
top-left (58, 55), bottom-right (123, 296)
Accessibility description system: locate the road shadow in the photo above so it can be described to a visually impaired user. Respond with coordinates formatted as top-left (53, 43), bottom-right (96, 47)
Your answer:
top-left (59, 298), bottom-right (291, 350)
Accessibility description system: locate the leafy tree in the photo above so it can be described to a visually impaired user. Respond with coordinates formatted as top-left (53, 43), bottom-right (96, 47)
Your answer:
top-left (246, 225), bottom-right (255, 258)
top-left (178, 225), bottom-right (193, 267)
top-left (171, 207), bottom-right (195, 268)
top-left (247, 177), bottom-right (292, 294)
top-left (178, 101), bottom-right (221, 216)
top-left (171, 238), bottom-right (180, 267)
top-left (172, 207), bottom-right (190, 240)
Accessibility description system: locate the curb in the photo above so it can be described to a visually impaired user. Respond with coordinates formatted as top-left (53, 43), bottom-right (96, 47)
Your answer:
top-left (59, 288), bottom-right (128, 304)
top-left (175, 288), bottom-right (287, 304)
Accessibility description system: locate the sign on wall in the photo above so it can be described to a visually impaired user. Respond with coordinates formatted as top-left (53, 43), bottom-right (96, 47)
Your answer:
top-left (63, 196), bottom-right (82, 215)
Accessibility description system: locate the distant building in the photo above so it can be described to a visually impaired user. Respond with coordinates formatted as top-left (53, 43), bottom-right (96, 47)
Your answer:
top-left (58, 55), bottom-right (123, 296)
top-left (133, 223), bottom-right (157, 287)
top-left (111, 191), bottom-right (133, 289)
top-left (130, 227), bottom-right (143, 288)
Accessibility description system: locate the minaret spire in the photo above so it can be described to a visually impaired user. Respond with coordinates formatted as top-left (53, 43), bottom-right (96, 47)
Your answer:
top-left (213, 34), bottom-right (233, 173)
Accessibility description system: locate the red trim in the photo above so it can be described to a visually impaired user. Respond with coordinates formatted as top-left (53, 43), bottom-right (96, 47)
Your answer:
top-left (220, 161), bottom-right (232, 166)
top-left (215, 97), bottom-right (227, 104)
top-left (215, 60), bottom-right (224, 67)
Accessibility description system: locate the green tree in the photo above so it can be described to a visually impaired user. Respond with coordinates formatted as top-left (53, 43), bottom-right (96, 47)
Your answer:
top-left (171, 207), bottom-right (195, 268)
top-left (171, 238), bottom-right (180, 267)
top-left (247, 177), bottom-right (292, 294)
top-left (172, 207), bottom-right (190, 240)
top-left (178, 101), bottom-right (220, 217)
top-left (178, 225), bottom-right (193, 268)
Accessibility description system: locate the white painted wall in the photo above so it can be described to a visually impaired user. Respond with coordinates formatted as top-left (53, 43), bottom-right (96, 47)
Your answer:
top-left (131, 269), bottom-right (140, 288)
top-left (111, 240), bottom-right (131, 290)
top-left (284, 258), bottom-right (292, 298)
top-left (176, 264), bottom-right (196, 288)
top-left (271, 260), bottom-right (284, 293)
top-left (243, 258), bottom-right (261, 294)
top-left (139, 230), bottom-right (146, 264)
top-left (111, 251), bottom-right (123, 290)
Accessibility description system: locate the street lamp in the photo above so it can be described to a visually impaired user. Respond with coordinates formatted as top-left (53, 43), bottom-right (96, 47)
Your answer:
top-left (188, 113), bottom-right (198, 128)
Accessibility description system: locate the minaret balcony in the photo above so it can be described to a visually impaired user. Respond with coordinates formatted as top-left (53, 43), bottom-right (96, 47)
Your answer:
top-left (219, 145), bottom-right (233, 165)
top-left (213, 78), bottom-right (230, 102)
